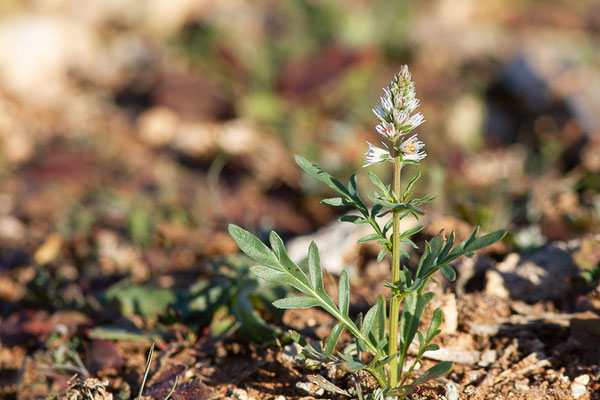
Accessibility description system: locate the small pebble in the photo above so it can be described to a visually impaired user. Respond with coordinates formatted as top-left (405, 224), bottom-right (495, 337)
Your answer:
top-left (574, 374), bottom-right (590, 385)
top-left (230, 387), bottom-right (252, 400)
top-left (572, 383), bottom-right (586, 398)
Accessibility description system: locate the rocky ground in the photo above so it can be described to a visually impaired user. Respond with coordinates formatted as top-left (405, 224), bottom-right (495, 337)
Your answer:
top-left (0, 0), bottom-right (599, 399)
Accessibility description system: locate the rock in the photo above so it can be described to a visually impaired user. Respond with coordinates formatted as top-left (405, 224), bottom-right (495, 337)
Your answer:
top-left (138, 107), bottom-right (180, 147)
top-left (484, 243), bottom-right (579, 303)
top-left (572, 382), bottom-right (587, 398)
top-left (33, 233), bottom-right (64, 265)
top-left (0, 215), bottom-right (25, 242)
top-left (0, 14), bottom-right (97, 105)
top-left (445, 382), bottom-right (459, 400)
top-left (423, 347), bottom-right (481, 366)
top-left (440, 293), bottom-right (458, 334)
top-left (574, 374), bottom-right (590, 386)
top-left (287, 213), bottom-right (418, 275)
top-left (478, 349), bottom-right (497, 367)
top-left (230, 387), bottom-right (252, 400)
top-left (92, 34), bottom-right (158, 93)
top-left (143, 0), bottom-right (206, 38)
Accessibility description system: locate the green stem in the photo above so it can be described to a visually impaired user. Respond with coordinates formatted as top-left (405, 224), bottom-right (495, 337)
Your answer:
top-left (399, 355), bottom-right (421, 386)
top-left (389, 152), bottom-right (403, 387)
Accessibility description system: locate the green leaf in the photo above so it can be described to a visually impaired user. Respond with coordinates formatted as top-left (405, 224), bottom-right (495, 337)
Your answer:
top-left (368, 171), bottom-right (391, 199)
top-left (417, 330), bottom-right (425, 352)
top-left (385, 385), bottom-right (418, 396)
top-left (348, 173), bottom-right (358, 196)
top-left (382, 217), bottom-right (394, 235)
top-left (375, 295), bottom-right (386, 343)
top-left (339, 215), bottom-right (366, 224)
top-left (306, 375), bottom-right (351, 397)
top-left (411, 361), bottom-right (453, 385)
top-left (400, 225), bottom-right (425, 238)
top-left (464, 229), bottom-right (507, 252)
top-left (424, 343), bottom-right (440, 352)
top-left (399, 292), bottom-right (435, 355)
top-left (358, 233), bottom-right (381, 243)
top-left (103, 284), bottom-right (180, 319)
top-left (228, 224), bottom-right (279, 269)
top-left (343, 358), bottom-right (366, 372)
top-left (324, 323), bottom-right (345, 358)
top-left (308, 242), bottom-right (325, 292)
top-left (437, 231), bottom-right (455, 262)
top-left (361, 302), bottom-right (379, 339)
top-left (295, 155), bottom-right (350, 197)
top-left (338, 270), bottom-right (350, 317)
top-left (377, 247), bottom-right (388, 262)
top-left (321, 197), bottom-right (346, 206)
top-left (403, 171), bottom-right (421, 199)
top-left (426, 308), bottom-right (443, 341)
top-left (272, 296), bottom-right (321, 309)
top-left (231, 292), bottom-right (283, 343)
top-left (371, 204), bottom-right (383, 219)
top-left (440, 265), bottom-right (456, 282)
top-left (250, 266), bottom-right (304, 291)
top-left (269, 231), bottom-right (311, 288)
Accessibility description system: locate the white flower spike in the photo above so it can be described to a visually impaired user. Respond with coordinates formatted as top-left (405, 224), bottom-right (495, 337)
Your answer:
top-left (364, 142), bottom-right (391, 167)
top-left (365, 65), bottom-right (426, 167)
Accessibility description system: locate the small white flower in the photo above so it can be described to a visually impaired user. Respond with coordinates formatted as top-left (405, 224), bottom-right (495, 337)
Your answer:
top-left (393, 109), bottom-right (409, 126)
top-left (403, 98), bottom-right (420, 113)
top-left (403, 112), bottom-right (425, 131)
top-left (381, 93), bottom-right (394, 112)
top-left (372, 104), bottom-right (387, 122)
top-left (399, 135), bottom-right (426, 162)
top-left (376, 122), bottom-right (396, 140)
top-left (364, 142), bottom-right (391, 167)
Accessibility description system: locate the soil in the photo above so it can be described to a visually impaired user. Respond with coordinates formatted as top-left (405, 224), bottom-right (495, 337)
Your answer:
top-left (0, 0), bottom-right (599, 399)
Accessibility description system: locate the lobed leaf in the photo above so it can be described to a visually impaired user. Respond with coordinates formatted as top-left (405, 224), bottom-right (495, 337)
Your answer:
top-left (228, 225), bottom-right (279, 269)
top-left (250, 266), bottom-right (304, 292)
top-left (269, 232), bottom-right (311, 288)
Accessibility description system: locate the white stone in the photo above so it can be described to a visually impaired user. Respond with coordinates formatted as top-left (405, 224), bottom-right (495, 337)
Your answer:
top-left (0, 14), bottom-right (97, 105)
top-left (574, 374), bottom-right (590, 385)
top-left (572, 383), bottom-right (586, 398)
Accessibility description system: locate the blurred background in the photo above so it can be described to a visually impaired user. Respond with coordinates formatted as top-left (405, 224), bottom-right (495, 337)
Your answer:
top-left (0, 0), bottom-right (598, 302)
top-left (0, 0), bottom-right (599, 397)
